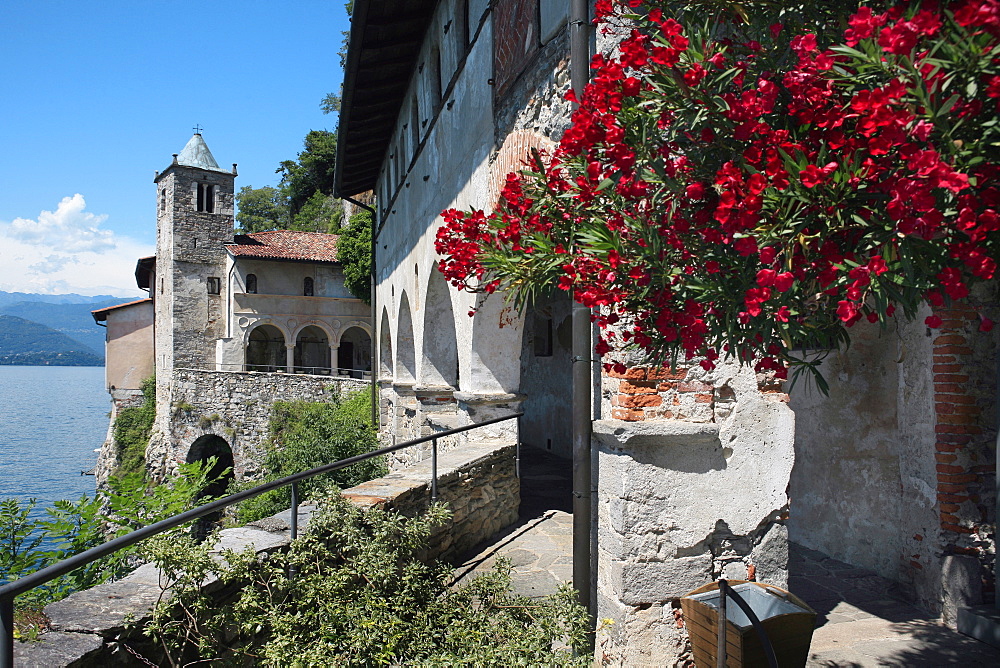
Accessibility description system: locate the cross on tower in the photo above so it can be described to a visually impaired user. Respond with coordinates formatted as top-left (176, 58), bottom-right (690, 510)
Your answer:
top-left (193, 124), bottom-right (203, 135)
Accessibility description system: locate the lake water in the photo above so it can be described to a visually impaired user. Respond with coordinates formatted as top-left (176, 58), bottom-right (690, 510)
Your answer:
top-left (0, 366), bottom-right (107, 519)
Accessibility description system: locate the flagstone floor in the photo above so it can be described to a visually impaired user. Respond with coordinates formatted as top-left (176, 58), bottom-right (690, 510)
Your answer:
top-left (453, 445), bottom-right (1000, 666)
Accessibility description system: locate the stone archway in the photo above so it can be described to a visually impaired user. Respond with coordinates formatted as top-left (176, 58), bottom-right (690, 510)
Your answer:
top-left (186, 434), bottom-right (235, 499)
top-left (294, 325), bottom-right (331, 373)
top-left (379, 308), bottom-right (393, 380)
top-left (246, 324), bottom-right (286, 372)
top-left (421, 268), bottom-right (459, 388)
top-left (338, 326), bottom-right (372, 378)
top-left (396, 291), bottom-right (417, 383)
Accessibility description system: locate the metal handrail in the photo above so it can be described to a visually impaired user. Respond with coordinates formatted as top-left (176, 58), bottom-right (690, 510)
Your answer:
top-left (0, 411), bottom-right (523, 667)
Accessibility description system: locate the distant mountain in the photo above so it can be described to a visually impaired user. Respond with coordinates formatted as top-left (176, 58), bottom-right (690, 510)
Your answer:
top-left (0, 290), bottom-right (125, 308)
top-left (0, 315), bottom-right (104, 366)
top-left (0, 291), bottom-right (141, 362)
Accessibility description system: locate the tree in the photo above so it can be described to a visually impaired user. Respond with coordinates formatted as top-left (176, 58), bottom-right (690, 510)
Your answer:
top-left (435, 0), bottom-right (1000, 388)
top-left (235, 185), bottom-right (289, 233)
top-left (337, 209), bottom-right (373, 303)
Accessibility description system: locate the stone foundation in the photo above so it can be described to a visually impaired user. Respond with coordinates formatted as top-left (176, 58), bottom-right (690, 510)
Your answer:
top-left (144, 369), bottom-right (368, 481)
top-left (594, 360), bottom-right (794, 666)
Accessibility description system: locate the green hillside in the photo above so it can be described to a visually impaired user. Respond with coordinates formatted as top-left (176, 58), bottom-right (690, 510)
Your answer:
top-left (0, 299), bottom-right (122, 358)
top-left (0, 315), bottom-right (103, 366)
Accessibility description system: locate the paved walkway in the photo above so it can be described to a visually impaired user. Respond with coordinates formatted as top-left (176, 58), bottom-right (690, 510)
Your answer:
top-left (793, 545), bottom-right (1000, 666)
top-left (453, 446), bottom-right (1000, 666)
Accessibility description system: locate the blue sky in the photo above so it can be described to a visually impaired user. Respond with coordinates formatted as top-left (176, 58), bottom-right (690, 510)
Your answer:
top-left (0, 1), bottom-right (350, 297)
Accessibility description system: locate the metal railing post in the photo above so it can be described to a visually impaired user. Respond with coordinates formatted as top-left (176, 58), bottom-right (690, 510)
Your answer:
top-left (515, 415), bottom-right (522, 479)
top-left (431, 438), bottom-right (438, 503)
top-left (1, 594), bottom-right (13, 668)
top-left (290, 481), bottom-right (299, 542)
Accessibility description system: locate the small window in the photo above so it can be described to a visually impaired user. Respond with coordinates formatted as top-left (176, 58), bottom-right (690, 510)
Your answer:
top-left (303, 277), bottom-right (314, 296)
top-left (196, 183), bottom-right (215, 213)
top-left (207, 277), bottom-right (221, 295)
top-left (533, 315), bottom-right (553, 357)
top-left (246, 274), bottom-right (257, 294)
top-left (159, 188), bottom-right (166, 213)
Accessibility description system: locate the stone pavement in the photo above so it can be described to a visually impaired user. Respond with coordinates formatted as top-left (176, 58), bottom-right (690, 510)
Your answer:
top-left (452, 446), bottom-right (1000, 666)
top-left (793, 544), bottom-right (1000, 667)
top-left (452, 444), bottom-right (574, 595)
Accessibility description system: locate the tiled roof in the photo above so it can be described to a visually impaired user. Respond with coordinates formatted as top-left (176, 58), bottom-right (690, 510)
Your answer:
top-left (226, 230), bottom-right (341, 263)
top-left (92, 298), bottom-right (153, 322)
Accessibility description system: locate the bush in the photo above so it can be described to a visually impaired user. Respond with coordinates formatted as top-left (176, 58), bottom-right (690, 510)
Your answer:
top-left (110, 376), bottom-right (156, 481)
top-left (234, 389), bottom-right (385, 523)
top-left (145, 495), bottom-right (590, 666)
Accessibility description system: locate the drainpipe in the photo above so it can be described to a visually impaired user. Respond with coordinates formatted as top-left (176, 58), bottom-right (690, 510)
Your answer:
top-left (342, 195), bottom-right (379, 428)
top-left (570, 0), bottom-right (595, 625)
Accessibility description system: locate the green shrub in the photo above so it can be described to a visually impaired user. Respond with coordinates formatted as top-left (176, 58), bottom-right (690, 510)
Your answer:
top-left (145, 495), bottom-right (590, 666)
top-left (234, 389), bottom-right (386, 524)
top-left (1, 459), bottom-right (218, 631)
top-left (110, 376), bottom-right (156, 481)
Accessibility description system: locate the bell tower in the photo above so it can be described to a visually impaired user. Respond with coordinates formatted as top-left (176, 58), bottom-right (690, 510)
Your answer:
top-left (152, 132), bottom-right (238, 375)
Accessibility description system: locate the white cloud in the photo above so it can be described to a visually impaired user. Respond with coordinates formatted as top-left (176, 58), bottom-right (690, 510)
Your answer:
top-left (0, 195), bottom-right (153, 297)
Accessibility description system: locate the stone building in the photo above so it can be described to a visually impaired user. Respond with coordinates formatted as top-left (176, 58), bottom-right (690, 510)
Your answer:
top-left (335, 0), bottom-right (997, 663)
top-left (96, 133), bottom-right (371, 486)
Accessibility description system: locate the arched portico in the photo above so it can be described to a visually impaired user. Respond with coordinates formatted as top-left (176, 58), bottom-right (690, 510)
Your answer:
top-left (338, 326), bottom-right (372, 378)
top-left (469, 295), bottom-right (525, 394)
top-left (294, 324), bottom-right (331, 373)
top-left (396, 291), bottom-right (417, 383)
top-left (379, 308), bottom-right (393, 380)
top-left (245, 324), bottom-right (286, 372)
top-left (421, 268), bottom-right (459, 388)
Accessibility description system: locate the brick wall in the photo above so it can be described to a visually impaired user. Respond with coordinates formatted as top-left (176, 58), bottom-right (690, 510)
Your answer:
top-left (492, 0), bottom-right (539, 98)
top-left (932, 303), bottom-right (998, 602)
top-left (604, 364), bottom-right (786, 423)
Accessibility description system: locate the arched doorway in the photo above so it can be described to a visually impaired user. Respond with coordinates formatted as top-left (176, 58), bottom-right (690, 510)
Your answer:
top-left (339, 326), bottom-right (372, 379)
top-left (295, 325), bottom-right (330, 374)
top-left (186, 434), bottom-right (235, 539)
top-left (246, 324), bottom-right (285, 372)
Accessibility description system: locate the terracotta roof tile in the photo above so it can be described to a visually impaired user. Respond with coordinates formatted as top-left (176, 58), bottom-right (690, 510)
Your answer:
top-left (226, 230), bottom-right (341, 263)
top-left (92, 298), bottom-right (153, 322)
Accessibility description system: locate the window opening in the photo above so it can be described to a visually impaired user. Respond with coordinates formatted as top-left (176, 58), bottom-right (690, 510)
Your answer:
top-left (207, 276), bottom-right (221, 295)
top-left (303, 277), bottom-right (314, 296)
top-left (246, 274), bottom-right (257, 294)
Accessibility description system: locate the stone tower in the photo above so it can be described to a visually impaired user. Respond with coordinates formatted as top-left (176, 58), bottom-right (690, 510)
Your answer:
top-left (152, 133), bottom-right (237, 375)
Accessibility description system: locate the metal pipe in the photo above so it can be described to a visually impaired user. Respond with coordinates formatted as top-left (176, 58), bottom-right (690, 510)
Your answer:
top-left (717, 579), bottom-right (728, 668)
top-left (570, 0), bottom-right (595, 625)
top-left (719, 581), bottom-right (779, 668)
top-left (431, 438), bottom-right (438, 503)
top-left (341, 195), bottom-right (378, 430)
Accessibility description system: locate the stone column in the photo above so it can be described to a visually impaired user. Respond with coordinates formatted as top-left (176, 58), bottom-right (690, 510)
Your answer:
top-left (329, 344), bottom-right (339, 374)
top-left (285, 344), bottom-right (295, 373)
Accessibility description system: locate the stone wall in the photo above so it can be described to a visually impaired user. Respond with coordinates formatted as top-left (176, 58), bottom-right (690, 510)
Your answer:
top-left (594, 360), bottom-right (794, 667)
top-left (789, 291), bottom-right (998, 625)
top-left (14, 442), bottom-right (519, 667)
top-left (145, 369), bottom-right (368, 480)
